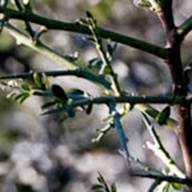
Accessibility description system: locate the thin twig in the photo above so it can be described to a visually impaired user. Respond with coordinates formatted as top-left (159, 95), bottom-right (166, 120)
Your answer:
top-left (0, 6), bottom-right (168, 59)
top-left (142, 113), bottom-right (185, 177)
top-left (177, 16), bottom-right (192, 41)
top-left (4, 23), bottom-right (77, 69)
top-left (131, 171), bottom-right (192, 186)
top-left (38, 95), bottom-right (190, 114)
top-left (14, 0), bottom-right (34, 37)
top-left (0, 69), bottom-right (111, 88)
top-left (86, 13), bottom-right (122, 96)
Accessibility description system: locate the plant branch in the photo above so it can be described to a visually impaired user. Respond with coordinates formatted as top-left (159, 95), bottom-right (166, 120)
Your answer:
top-left (86, 13), bottom-right (122, 96)
top-left (177, 16), bottom-right (192, 41)
top-left (0, 6), bottom-right (168, 59)
top-left (158, 0), bottom-right (175, 44)
top-left (0, 70), bottom-right (111, 89)
top-left (142, 113), bottom-right (185, 177)
top-left (157, 0), bottom-right (192, 177)
top-left (146, 141), bottom-right (185, 177)
top-left (136, 104), bottom-right (177, 128)
top-left (14, 0), bottom-right (34, 37)
top-left (4, 23), bottom-right (77, 69)
top-left (130, 171), bottom-right (192, 186)
top-left (39, 95), bottom-right (191, 112)
top-left (1, 23), bottom-right (179, 128)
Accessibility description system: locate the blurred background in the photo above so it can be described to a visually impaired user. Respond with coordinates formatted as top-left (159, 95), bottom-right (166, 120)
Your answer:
top-left (0, 0), bottom-right (192, 191)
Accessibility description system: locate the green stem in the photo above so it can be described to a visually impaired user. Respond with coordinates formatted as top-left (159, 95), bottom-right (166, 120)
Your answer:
top-left (131, 171), bottom-right (192, 186)
top-left (86, 16), bottom-right (122, 95)
top-left (40, 95), bottom-right (189, 112)
top-left (0, 7), bottom-right (168, 59)
top-left (0, 69), bottom-right (111, 89)
top-left (177, 16), bottom-right (192, 41)
top-left (4, 23), bottom-right (77, 69)
top-left (66, 95), bottom-right (187, 106)
top-left (142, 113), bottom-right (184, 177)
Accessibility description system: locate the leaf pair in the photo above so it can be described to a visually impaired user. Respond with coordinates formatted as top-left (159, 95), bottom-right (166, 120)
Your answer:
top-left (6, 82), bottom-right (32, 103)
top-left (33, 72), bottom-right (49, 90)
top-left (42, 85), bottom-right (91, 120)
top-left (91, 172), bottom-right (117, 192)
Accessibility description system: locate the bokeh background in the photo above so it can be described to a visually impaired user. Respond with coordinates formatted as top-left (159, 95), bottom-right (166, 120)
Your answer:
top-left (0, 0), bottom-right (192, 191)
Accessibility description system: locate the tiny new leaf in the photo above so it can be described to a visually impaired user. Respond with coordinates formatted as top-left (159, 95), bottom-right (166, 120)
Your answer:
top-left (171, 182), bottom-right (182, 190)
top-left (157, 105), bottom-right (171, 125)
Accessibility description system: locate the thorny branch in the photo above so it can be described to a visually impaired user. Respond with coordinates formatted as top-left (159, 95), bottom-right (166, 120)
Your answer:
top-left (156, 0), bottom-right (192, 177)
top-left (0, 6), bottom-right (168, 58)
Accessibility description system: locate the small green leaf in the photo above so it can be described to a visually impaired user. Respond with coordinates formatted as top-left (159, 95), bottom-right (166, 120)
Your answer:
top-left (86, 11), bottom-right (97, 26)
top-left (21, 83), bottom-right (31, 91)
top-left (107, 42), bottom-right (117, 58)
top-left (43, 74), bottom-right (49, 89)
top-left (157, 105), bottom-right (171, 125)
top-left (103, 66), bottom-right (111, 75)
top-left (91, 184), bottom-right (103, 191)
top-left (88, 58), bottom-right (103, 69)
top-left (33, 72), bottom-right (49, 90)
top-left (14, 92), bottom-right (30, 103)
top-left (33, 72), bottom-right (42, 88)
top-left (86, 102), bottom-right (93, 114)
top-left (97, 172), bottom-right (105, 183)
top-left (171, 182), bottom-right (182, 190)
top-left (19, 93), bottom-right (30, 103)
top-left (14, 93), bottom-right (25, 101)
top-left (111, 183), bottom-right (117, 192)
top-left (51, 84), bottom-right (68, 101)
top-left (162, 183), bottom-right (170, 192)
top-left (86, 11), bottom-right (93, 19)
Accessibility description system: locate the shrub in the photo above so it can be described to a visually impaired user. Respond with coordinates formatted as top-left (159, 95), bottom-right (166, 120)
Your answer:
top-left (0, 0), bottom-right (192, 191)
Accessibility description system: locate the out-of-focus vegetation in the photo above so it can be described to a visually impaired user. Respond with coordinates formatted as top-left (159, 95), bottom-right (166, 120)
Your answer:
top-left (0, 0), bottom-right (192, 192)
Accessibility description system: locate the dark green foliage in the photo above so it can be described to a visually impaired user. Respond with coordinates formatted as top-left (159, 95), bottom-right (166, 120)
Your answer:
top-left (51, 84), bottom-right (68, 101)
